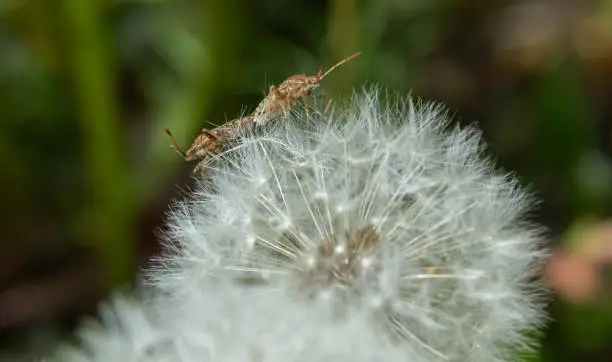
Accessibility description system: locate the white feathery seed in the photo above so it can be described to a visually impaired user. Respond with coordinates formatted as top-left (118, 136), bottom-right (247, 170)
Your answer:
top-left (154, 87), bottom-right (549, 361)
top-left (48, 293), bottom-right (176, 362)
top-left (158, 279), bottom-right (409, 362)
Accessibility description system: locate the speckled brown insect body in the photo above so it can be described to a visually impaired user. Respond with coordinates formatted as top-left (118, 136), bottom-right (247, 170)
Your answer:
top-left (253, 51), bottom-right (362, 125)
top-left (166, 51), bottom-right (361, 176)
top-left (165, 115), bottom-right (255, 175)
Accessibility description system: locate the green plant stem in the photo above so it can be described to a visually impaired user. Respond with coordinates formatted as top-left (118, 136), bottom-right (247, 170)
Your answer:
top-left (19, 0), bottom-right (61, 71)
top-left (62, 0), bottom-right (134, 288)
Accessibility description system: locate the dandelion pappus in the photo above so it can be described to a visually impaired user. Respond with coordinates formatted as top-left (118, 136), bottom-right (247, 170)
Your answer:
top-left (252, 51), bottom-right (362, 125)
top-left (165, 114), bottom-right (255, 175)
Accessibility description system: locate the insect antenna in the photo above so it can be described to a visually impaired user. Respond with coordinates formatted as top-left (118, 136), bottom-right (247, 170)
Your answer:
top-left (318, 51), bottom-right (362, 81)
top-left (164, 128), bottom-right (187, 157)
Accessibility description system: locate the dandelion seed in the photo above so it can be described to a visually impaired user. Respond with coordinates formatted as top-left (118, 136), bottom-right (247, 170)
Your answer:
top-left (47, 294), bottom-right (175, 362)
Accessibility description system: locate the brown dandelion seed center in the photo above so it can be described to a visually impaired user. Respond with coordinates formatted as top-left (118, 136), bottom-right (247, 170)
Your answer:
top-left (298, 225), bottom-right (382, 292)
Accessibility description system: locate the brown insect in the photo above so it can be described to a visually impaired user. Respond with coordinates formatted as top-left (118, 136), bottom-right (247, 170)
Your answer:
top-left (166, 51), bottom-right (362, 176)
top-left (165, 114), bottom-right (255, 176)
top-left (252, 51), bottom-right (362, 125)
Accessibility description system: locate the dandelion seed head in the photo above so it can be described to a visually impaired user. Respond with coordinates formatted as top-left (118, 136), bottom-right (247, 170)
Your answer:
top-left (155, 86), bottom-right (549, 361)
top-left (161, 281), bottom-right (408, 362)
top-left (48, 294), bottom-right (175, 362)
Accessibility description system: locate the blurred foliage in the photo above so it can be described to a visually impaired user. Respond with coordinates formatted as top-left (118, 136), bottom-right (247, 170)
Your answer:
top-left (1, 0), bottom-right (612, 360)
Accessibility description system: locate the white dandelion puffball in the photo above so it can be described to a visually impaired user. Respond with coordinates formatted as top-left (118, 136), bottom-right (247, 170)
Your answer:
top-left (48, 293), bottom-right (175, 362)
top-left (159, 279), bottom-right (408, 362)
top-left (156, 87), bottom-right (549, 361)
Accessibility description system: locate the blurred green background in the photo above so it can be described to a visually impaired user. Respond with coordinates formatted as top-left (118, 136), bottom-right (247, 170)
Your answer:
top-left (1, 0), bottom-right (612, 360)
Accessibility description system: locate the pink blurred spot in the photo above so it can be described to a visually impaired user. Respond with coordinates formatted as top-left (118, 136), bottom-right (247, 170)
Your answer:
top-left (546, 250), bottom-right (599, 303)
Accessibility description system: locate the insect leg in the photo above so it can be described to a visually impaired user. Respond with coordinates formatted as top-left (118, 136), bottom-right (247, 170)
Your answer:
top-left (193, 160), bottom-right (207, 176)
top-left (201, 129), bottom-right (219, 141)
top-left (309, 94), bottom-right (333, 117)
top-left (193, 150), bottom-right (218, 177)
top-left (323, 96), bottom-right (333, 117)
top-left (300, 94), bottom-right (313, 116)
top-left (270, 85), bottom-right (282, 98)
